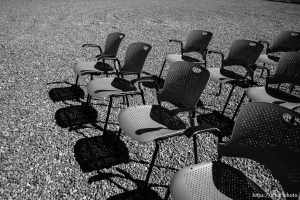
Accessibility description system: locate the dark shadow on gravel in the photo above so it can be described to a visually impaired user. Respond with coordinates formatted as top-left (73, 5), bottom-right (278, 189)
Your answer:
top-left (266, 0), bottom-right (300, 4)
top-left (55, 104), bottom-right (98, 129)
top-left (107, 189), bottom-right (163, 200)
top-left (104, 168), bottom-right (164, 200)
top-left (74, 133), bottom-right (130, 173)
top-left (197, 111), bottom-right (235, 137)
top-left (49, 85), bottom-right (85, 102)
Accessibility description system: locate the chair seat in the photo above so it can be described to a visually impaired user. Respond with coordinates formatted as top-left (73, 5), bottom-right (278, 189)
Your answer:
top-left (246, 86), bottom-right (300, 109)
top-left (118, 105), bottom-right (186, 142)
top-left (256, 54), bottom-right (278, 66)
top-left (73, 61), bottom-right (114, 75)
top-left (87, 77), bottom-right (138, 99)
top-left (170, 161), bottom-right (269, 200)
top-left (166, 54), bottom-right (201, 64)
top-left (207, 68), bottom-right (245, 84)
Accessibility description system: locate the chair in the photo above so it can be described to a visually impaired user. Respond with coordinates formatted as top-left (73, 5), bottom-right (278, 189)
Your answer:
top-left (118, 61), bottom-right (212, 192)
top-left (86, 42), bottom-right (152, 134)
top-left (207, 39), bottom-right (264, 116)
top-left (159, 30), bottom-right (213, 78)
top-left (232, 51), bottom-right (300, 119)
top-left (166, 102), bottom-right (300, 200)
top-left (257, 31), bottom-right (300, 76)
top-left (73, 32), bottom-right (125, 87)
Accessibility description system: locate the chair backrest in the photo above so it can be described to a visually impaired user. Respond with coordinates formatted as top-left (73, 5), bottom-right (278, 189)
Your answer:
top-left (267, 51), bottom-right (300, 85)
top-left (119, 42), bottom-right (152, 74)
top-left (157, 61), bottom-right (210, 110)
top-left (268, 31), bottom-right (300, 54)
top-left (223, 39), bottom-right (264, 67)
top-left (218, 102), bottom-right (300, 193)
top-left (182, 30), bottom-right (213, 53)
top-left (103, 32), bottom-right (125, 57)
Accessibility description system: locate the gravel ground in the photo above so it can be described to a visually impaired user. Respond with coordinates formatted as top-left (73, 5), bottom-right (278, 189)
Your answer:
top-left (0, 0), bottom-right (299, 199)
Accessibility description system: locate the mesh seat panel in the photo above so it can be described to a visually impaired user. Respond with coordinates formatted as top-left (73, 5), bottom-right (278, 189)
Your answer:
top-left (103, 32), bottom-right (125, 57)
top-left (218, 102), bottom-right (300, 192)
top-left (118, 105), bottom-right (186, 142)
top-left (119, 42), bottom-right (152, 73)
top-left (268, 51), bottom-right (300, 85)
top-left (73, 61), bottom-right (114, 75)
top-left (87, 77), bottom-right (137, 99)
top-left (157, 61), bottom-right (210, 109)
top-left (223, 40), bottom-right (264, 67)
top-left (170, 162), bottom-right (269, 200)
top-left (166, 54), bottom-right (201, 64)
top-left (182, 30), bottom-right (213, 53)
top-left (246, 52), bottom-right (300, 109)
top-left (268, 31), bottom-right (300, 53)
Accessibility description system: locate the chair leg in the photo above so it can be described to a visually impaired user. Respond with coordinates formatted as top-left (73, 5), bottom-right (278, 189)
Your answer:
top-left (232, 92), bottom-right (246, 120)
top-left (289, 84), bottom-right (295, 93)
top-left (125, 95), bottom-right (129, 107)
top-left (158, 59), bottom-right (167, 78)
top-left (75, 75), bottom-right (79, 86)
top-left (141, 91), bottom-right (146, 105)
top-left (259, 63), bottom-right (266, 78)
top-left (103, 96), bottom-right (113, 136)
top-left (86, 94), bottom-right (92, 105)
top-left (193, 134), bottom-right (198, 164)
top-left (143, 140), bottom-right (160, 191)
top-left (164, 187), bottom-right (171, 200)
top-left (216, 83), bottom-right (222, 96)
top-left (221, 85), bottom-right (235, 116)
top-left (114, 127), bottom-right (122, 147)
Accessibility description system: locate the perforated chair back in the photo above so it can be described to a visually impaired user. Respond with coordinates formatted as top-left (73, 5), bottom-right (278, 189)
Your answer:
top-left (103, 32), bottom-right (125, 57)
top-left (268, 31), bottom-right (300, 54)
top-left (157, 61), bottom-right (210, 110)
top-left (182, 30), bottom-right (213, 53)
top-left (268, 51), bottom-right (300, 85)
top-left (119, 42), bottom-right (152, 73)
top-left (223, 40), bottom-right (264, 67)
top-left (218, 102), bottom-right (300, 193)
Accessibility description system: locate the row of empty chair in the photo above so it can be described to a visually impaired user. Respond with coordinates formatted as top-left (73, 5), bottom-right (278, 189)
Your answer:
top-left (68, 30), bottom-right (300, 199)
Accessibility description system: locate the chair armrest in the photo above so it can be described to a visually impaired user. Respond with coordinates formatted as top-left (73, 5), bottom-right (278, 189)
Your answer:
top-left (82, 43), bottom-right (103, 53)
top-left (184, 122), bottom-right (222, 141)
top-left (169, 39), bottom-right (183, 49)
top-left (170, 108), bottom-right (196, 115)
top-left (208, 49), bottom-right (225, 61)
top-left (258, 40), bottom-right (270, 49)
top-left (257, 66), bottom-right (271, 77)
top-left (95, 54), bottom-right (115, 60)
top-left (130, 76), bottom-right (157, 84)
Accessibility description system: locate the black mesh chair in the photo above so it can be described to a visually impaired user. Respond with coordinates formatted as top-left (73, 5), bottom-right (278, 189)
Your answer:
top-left (257, 31), bottom-right (300, 77)
top-left (232, 51), bottom-right (300, 119)
top-left (166, 102), bottom-right (300, 200)
top-left (207, 39), bottom-right (264, 116)
top-left (118, 61), bottom-right (211, 192)
top-left (86, 42), bottom-right (152, 134)
top-left (73, 32), bottom-right (125, 87)
top-left (159, 30), bottom-right (213, 78)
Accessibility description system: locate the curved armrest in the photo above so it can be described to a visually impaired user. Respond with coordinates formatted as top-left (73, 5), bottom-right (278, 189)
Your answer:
top-left (169, 39), bottom-right (183, 49)
top-left (82, 43), bottom-right (103, 53)
top-left (95, 54), bottom-right (115, 60)
top-left (257, 66), bottom-right (270, 77)
top-left (130, 76), bottom-right (157, 84)
top-left (208, 49), bottom-right (225, 61)
top-left (184, 122), bottom-right (222, 141)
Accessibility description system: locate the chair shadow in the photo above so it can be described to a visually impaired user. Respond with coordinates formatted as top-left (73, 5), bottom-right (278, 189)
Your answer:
top-left (49, 85), bottom-right (85, 102)
top-left (266, 0), bottom-right (300, 4)
top-left (197, 111), bottom-right (235, 137)
top-left (100, 168), bottom-right (164, 200)
top-left (74, 133), bottom-right (130, 173)
top-left (55, 104), bottom-right (98, 129)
